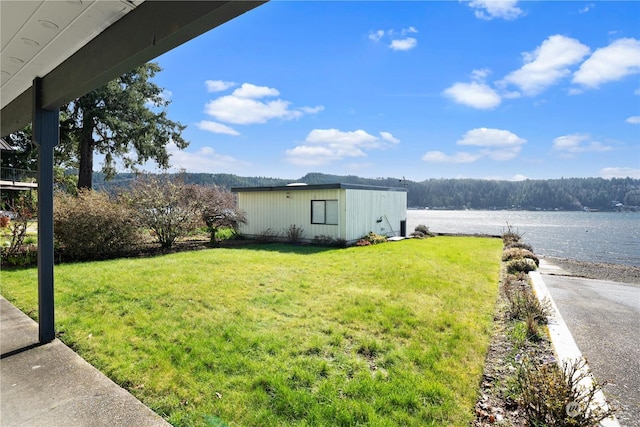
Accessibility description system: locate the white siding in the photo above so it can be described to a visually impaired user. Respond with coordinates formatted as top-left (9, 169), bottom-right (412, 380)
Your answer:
top-left (237, 189), bottom-right (346, 241)
top-left (344, 189), bottom-right (407, 241)
top-left (236, 186), bottom-right (406, 243)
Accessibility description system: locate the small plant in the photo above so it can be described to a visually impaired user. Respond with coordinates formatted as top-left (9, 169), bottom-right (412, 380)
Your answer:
top-left (411, 224), bottom-right (435, 238)
top-left (502, 222), bottom-right (523, 246)
top-left (502, 247), bottom-right (540, 266)
top-left (1, 194), bottom-right (36, 266)
top-left (506, 257), bottom-right (537, 274)
top-left (516, 356), bottom-right (616, 426)
top-left (503, 277), bottom-right (549, 323)
top-left (257, 228), bottom-right (279, 243)
top-left (357, 231), bottom-right (387, 246)
top-left (284, 224), bottom-right (304, 243)
top-left (505, 241), bottom-right (534, 253)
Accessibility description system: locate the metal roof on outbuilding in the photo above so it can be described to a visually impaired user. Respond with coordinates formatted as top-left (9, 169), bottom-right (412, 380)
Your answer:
top-left (231, 183), bottom-right (407, 193)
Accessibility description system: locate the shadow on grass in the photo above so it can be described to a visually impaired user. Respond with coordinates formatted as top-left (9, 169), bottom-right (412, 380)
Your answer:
top-left (224, 241), bottom-right (343, 255)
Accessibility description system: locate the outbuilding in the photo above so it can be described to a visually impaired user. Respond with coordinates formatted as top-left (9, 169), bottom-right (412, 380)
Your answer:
top-left (232, 183), bottom-right (407, 244)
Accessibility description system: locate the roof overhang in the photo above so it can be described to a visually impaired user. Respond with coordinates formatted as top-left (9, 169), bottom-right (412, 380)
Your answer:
top-left (232, 183), bottom-right (408, 193)
top-left (1, 0), bottom-right (266, 137)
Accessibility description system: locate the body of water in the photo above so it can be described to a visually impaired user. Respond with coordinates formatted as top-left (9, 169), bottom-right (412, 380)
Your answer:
top-left (406, 210), bottom-right (640, 267)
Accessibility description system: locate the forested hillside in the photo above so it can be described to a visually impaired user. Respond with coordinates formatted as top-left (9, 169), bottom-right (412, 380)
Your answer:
top-left (93, 172), bottom-right (640, 211)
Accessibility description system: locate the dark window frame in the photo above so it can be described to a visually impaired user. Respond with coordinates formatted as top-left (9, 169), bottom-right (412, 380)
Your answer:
top-left (311, 199), bottom-right (338, 225)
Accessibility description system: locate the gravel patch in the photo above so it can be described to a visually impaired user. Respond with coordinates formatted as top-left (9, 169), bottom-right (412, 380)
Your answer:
top-left (543, 256), bottom-right (640, 285)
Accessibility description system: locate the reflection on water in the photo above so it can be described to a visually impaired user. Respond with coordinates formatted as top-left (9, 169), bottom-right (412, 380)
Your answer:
top-left (407, 210), bottom-right (640, 267)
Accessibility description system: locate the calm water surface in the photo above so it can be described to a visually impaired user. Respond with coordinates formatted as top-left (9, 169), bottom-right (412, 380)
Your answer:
top-left (407, 210), bottom-right (640, 267)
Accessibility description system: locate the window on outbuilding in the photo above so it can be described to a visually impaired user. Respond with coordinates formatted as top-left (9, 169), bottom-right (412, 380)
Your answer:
top-left (311, 200), bottom-right (338, 225)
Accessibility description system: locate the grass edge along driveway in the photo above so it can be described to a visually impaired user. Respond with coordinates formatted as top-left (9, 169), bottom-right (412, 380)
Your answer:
top-left (0, 237), bottom-right (502, 426)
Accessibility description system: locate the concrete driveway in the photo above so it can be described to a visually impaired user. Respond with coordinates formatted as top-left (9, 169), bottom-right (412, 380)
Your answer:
top-left (541, 274), bottom-right (640, 426)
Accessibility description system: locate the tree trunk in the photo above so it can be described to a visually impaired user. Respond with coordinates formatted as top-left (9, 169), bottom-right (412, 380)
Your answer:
top-left (77, 118), bottom-right (94, 189)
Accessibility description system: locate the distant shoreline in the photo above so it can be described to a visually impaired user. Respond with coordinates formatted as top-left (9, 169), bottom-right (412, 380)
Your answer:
top-left (542, 256), bottom-right (640, 285)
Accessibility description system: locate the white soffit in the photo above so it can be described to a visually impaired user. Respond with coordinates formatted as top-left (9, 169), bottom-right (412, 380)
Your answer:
top-left (1, 0), bottom-right (144, 110)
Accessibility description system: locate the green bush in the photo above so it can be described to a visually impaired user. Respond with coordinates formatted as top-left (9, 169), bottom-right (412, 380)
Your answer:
top-left (54, 189), bottom-right (141, 261)
top-left (0, 244), bottom-right (37, 267)
top-left (502, 247), bottom-right (540, 266)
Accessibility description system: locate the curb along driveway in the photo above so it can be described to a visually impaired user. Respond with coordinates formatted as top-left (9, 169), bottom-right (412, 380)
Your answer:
top-left (541, 274), bottom-right (640, 427)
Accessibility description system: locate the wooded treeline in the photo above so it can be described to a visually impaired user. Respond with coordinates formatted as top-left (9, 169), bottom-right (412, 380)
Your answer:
top-left (93, 172), bottom-right (640, 211)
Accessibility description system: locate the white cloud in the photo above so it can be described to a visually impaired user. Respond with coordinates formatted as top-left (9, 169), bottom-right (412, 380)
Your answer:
top-left (457, 128), bottom-right (526, 147)
top-left (457, 127), bottom-right (527, 160)
top-left (573, 38), bottom-right (640, 88)
top-left (579, 3), bottom-right (594, 13)
top-left (423, 128), bottom-right (526, 164)
top-left (285, 129), bottom-right (399, 166)
top-left (635, 88), bottom-right (640, 95)
top-left (422, 151), bottom-right (481, 163)
top-left (196, 120), bottom-right (240, 136)
top-left (300, 106), bottom-right (325, 114)
top-left (370, 28), bottom-right (418, 51)
top-left (390, 37), bottom-right (417, 51)
top-left (467, 0), bottom-right (524, 21)
top-left (626, 116), bottom-right (640, 124)
top-left (600, 167), bottom-right (640, 179)
top-left (204, 83), bottom-right (323, 125)
top-left (380, 131), bottom-right (400, 144)
top-left (401, 27), bottom-right (418, 35)
top-left (369, 30), bottom-right (385, 42)
top-left (232, 83), bottom-right (280, 98)
top-left (166, 143), bottom-right (250, 173)
top-left (205, 80), bottom-right (236, 92)
top-left (501, 35), bottom-right (590, 96)
top-left (443, 81), bottom-right (501, 109)
top-left (552, 133), bottom-right (613, 153)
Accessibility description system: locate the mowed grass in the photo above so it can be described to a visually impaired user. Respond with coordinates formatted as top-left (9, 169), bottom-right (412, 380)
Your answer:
top-left (0, 237), bottom-right (502, 426)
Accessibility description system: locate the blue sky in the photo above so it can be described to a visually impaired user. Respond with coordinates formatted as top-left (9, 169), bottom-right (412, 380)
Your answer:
top-left (147, 1), bottom-right (640, 181)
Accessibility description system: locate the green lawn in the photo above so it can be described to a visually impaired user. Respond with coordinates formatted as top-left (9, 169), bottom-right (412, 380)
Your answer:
top-left (0, 237), bottom-right (502, 426)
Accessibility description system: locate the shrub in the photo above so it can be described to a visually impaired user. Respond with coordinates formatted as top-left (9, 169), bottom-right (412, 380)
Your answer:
top-left (502, 222), bottom-right (523, 246)
top-left (284, 225), bottom-right (304, 243)
top-left (196, 186), bottom-right (247, 244)
top-left (1, 193), bottom-right (36, 265)
top-left (257, 228), bottom-right (279, 243)
top-left (506, 257), bottom-right (537, 274)
top-left (411, 224), bottom-right (435, 238)
top-left (503, 277), bottom-right (549, 324)
top-left (1, 244), bottom-right (37, 267)
top-left (125, 174), bottom-right (202, 249)
top-left (54, 189), bottom-right (141, 261)
top-left (357, 231), bottom-right (387, 246)
top-left (505, 241), bottom-right (534, 253)
top-left (502, 247), bottom-right (540, 266)
top-left (517, 356), bottom-right (616, 426)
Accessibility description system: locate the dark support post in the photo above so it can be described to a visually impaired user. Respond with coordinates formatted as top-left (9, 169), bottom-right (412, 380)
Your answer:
top-left (32, 77), bottom-right (59, 344)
